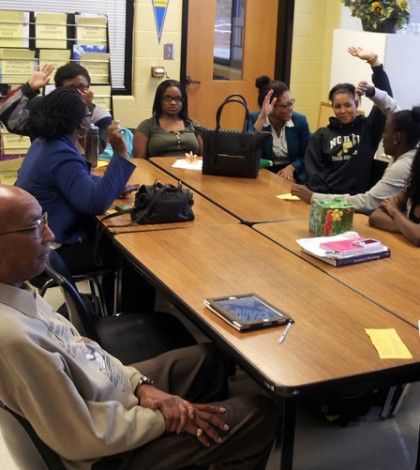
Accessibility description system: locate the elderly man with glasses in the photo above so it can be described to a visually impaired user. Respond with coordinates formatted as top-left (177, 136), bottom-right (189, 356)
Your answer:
top-left (0, 185), bottom-right (277, 470)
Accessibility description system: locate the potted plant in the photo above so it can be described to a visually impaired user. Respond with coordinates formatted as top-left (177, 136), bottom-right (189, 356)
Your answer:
top-left (341, 0), bottom-right (410, 33)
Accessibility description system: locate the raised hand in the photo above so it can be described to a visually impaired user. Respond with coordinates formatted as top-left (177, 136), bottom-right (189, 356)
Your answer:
top-left (261, 88), bottom-right (277, 119)
top-left (108, 121), bottom-right (128, 158)
top-left (348, 46), bottom-right (379, 66)
top-left (28, 64), bottom-right (55, 90)
top-left (356, 80), bottom-right (375, 99)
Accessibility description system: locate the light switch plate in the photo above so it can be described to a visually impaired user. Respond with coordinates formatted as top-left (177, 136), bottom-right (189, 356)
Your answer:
top-left (164, 43), bottom-right (175, 60)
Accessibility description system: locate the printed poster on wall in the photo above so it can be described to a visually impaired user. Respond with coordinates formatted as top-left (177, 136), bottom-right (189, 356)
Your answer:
top-left (35, 12), bottom-right (67, 49)
top-left (152, 0), bottom-right (169, 43)
top-left (0, 11), bottom-right (30, 48)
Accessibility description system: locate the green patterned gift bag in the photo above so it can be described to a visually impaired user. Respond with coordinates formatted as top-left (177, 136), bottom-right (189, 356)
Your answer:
top-left (309, 198), bottom-right (354, 236)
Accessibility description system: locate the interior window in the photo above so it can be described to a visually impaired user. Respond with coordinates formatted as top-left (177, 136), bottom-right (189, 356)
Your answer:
top-left (213, 0), bottom-right (245, 80)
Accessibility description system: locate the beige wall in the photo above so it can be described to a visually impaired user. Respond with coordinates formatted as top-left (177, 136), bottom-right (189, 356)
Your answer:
top-left (113, 0), bottom-right (183, 129)
top-left (114, 0), bottom-right (343, 132)
top-left (290, 0), bottom-right (342, 131)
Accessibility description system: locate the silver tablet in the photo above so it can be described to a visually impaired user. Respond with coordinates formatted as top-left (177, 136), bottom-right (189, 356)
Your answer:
top-left (204, 293), bottom-right (292, 331)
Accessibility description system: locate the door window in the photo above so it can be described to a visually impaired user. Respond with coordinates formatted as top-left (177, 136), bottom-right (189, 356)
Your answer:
top-left (213, 0), bottom-right (245, 80)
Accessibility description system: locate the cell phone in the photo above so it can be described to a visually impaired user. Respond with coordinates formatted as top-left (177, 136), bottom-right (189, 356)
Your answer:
top-left (352, 238), bottom-right (381, 247)
top-left (118, 184), bottom-right (140, 199)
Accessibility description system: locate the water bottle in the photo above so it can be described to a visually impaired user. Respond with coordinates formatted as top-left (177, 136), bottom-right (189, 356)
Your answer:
top-left (85, 123), bottom-right (99, 168)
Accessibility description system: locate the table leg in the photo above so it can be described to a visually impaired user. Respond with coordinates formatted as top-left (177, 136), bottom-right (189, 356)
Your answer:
top-left (280, 396), bottom-right (297, 470)
top-left (380, 386), bottom-right (397, 419)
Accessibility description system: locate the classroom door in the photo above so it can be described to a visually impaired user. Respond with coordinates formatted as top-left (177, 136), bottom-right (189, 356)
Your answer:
top-left (185, 0), bottom-right (279, 129)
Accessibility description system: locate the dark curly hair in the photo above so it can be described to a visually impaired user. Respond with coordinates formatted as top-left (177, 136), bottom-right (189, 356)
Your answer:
top-left (28, 87), bottom-right (88, 140)
top-left (152, 79), bottom-right (189, 121)
top-left (255, 75), bottom-right (289, 108)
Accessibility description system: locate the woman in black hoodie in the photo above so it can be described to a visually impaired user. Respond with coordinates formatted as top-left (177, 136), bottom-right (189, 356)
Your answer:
top-left (302, 47), bottom-right (392, 195)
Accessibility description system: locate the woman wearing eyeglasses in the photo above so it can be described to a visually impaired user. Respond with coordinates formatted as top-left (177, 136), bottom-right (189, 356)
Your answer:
top-left (133, 79), bottom-right (201, 159)
top-left (247, 77), bottom-right (310, 183)
top-left (15, 87), bottom-right (135, 278)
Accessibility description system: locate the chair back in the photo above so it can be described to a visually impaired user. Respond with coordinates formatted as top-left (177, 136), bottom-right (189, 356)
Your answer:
top-left (0, 402), bottom-right (65, 470)
top-left (44, 254), bottom-right (102, 344)
top-left (369, 158), bottom-right (388, 188)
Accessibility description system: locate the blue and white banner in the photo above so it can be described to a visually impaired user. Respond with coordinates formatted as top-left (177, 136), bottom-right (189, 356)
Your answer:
top-left (152, 0), bottom-right (169, 43)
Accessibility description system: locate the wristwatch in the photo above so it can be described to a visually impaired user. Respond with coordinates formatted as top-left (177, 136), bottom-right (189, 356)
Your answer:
top-left (134, 376), bottom-right (154, 397)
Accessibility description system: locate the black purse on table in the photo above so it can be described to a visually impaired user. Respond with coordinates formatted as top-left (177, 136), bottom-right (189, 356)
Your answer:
top-left (131, 181), bottom-right (194, 224)
top-left (197, 94), bottom-right (270, 178)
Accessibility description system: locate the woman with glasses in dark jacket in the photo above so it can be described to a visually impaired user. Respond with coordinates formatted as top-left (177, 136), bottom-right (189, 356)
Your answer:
top-left (247, 76), bottom-right (310, 183)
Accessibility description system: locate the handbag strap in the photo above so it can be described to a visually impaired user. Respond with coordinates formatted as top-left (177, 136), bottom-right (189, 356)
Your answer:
top-left (222, 94), bottom-right (248, 107)
top-left (215, 99), bottom-right (249, 132)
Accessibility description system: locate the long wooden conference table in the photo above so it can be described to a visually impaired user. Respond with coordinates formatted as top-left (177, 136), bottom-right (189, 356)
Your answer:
top-left (113, 223), bottom-right (420, 470)
top-left (254, 214), bottom-right (420, 328)
top-left (100, 158), bottom-right (420, 469)
top-left (150, 156), bottom-right (310, 223)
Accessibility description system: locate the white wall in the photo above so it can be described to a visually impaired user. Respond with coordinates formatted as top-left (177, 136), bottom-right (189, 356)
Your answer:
top-left (331, 29), bottom-right (420, 114)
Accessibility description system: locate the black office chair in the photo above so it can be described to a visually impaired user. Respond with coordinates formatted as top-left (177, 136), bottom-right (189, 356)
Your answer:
top-left (31, 262), bottom-right (111, 318)
top-left (44, 252), bottom-right (197, 365)
top-left (0, 401), bottom-right (65, 470)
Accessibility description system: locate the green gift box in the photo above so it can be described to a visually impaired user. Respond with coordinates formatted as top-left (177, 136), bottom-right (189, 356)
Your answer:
top-left (309, 198), bottom-right (354, 236)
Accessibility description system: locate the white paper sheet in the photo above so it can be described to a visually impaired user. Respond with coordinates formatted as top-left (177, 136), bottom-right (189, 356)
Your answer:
top-left (172, 158), bottom-right (203, 170)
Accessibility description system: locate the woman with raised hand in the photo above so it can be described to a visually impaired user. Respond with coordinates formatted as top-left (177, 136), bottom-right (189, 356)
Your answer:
top-left (298, 47), bottom-right (392, 196)
top-left (133, 79), bottom-right (201, 159)
top-left (292, 87), bottom-right (420, 215)
top-left (247, 76), bottom-right (310, 182)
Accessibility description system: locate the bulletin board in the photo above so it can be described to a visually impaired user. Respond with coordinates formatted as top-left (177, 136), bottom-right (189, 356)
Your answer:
top-left (0, 9), bottom-right (111, 112)
top-left (0, 9), bottom-right (112, 181)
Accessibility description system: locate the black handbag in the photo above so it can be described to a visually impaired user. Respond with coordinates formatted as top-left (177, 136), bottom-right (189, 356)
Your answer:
top-left (131, 181), bottom-right (194, 224)
top-left (197, 94), bottom-right (271, 178)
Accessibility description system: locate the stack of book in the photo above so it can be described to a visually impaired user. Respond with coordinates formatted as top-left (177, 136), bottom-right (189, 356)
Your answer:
top-left (296, 233), bottom-right (391, 267)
